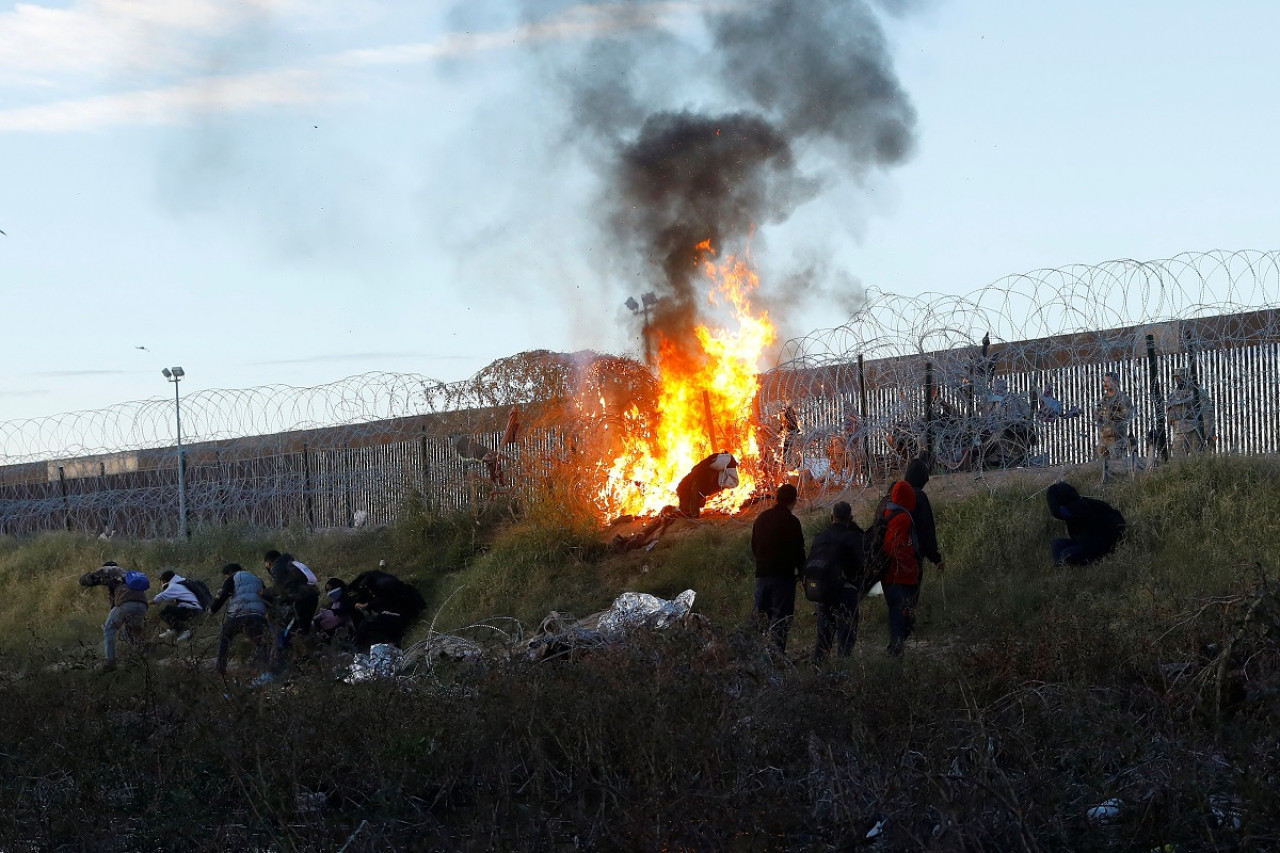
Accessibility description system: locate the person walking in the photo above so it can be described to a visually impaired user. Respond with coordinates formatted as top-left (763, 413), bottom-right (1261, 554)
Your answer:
top-left (879, 481), bottom-right (921, 657)
top-left (209, 563), bottom-right (272, 680)
top-left (79, 561), bottom-right (149, 672)
top-left (809, 501), bottom-right (865, 664)
top-left (750, 483), bottom-right (806, 655)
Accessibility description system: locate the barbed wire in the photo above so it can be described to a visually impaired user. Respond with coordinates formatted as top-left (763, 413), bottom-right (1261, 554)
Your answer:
top-left (775, 250), bottom-right (1280, 368)
top-left (2, 250), bottom-right (1279, 537)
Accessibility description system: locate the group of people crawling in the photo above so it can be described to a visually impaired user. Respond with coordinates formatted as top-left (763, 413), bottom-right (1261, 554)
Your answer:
top-left (79, 550), bottom-right (425, 680)
top-left (750, 458), bottom-right (1127, 664)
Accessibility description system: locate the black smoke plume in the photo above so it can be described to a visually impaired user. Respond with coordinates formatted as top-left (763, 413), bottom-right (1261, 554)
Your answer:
top-left (524, 0), bottom-right (920, 356)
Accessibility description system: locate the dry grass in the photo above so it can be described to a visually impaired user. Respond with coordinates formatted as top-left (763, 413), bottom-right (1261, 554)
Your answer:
top-left (0, 454), bottom-right (1278, 850)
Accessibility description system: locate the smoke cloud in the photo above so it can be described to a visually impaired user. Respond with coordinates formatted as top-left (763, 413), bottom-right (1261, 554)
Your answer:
top-left (538, 0), bottom-right (918, 357)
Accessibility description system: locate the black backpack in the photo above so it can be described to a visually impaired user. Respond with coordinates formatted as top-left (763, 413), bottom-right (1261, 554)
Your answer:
top-left (182, 578), bottom-right (214, 612)
top-left (803, 524), bottom-right (863, 604)
top-left (802, 554), bottom-right (844, 604)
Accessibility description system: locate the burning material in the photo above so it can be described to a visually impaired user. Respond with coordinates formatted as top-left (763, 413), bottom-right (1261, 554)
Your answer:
top-left (594, 244), bottom-right (775, 519)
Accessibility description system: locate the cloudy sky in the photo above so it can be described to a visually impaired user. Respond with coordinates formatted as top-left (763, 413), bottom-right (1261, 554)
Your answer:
top-left (2, 0), bottom-right (1278, 425)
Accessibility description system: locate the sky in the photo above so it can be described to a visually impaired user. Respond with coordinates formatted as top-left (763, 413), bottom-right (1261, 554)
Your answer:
top-left (2, 0), bottom-right (1279, 428)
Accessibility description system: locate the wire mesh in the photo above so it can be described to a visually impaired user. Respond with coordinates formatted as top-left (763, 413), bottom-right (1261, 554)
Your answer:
top-left (2, 251), bottom-right (1278, 536)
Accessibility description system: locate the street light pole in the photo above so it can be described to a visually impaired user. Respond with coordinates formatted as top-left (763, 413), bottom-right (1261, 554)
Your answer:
top-left (162, 366), bottom-right (187, 538)
top-left (625, 292), bottom-right (660, 365)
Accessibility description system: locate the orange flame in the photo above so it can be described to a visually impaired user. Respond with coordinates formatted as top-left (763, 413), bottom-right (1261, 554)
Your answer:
top-left (597, 244), bottom-right (775, 517)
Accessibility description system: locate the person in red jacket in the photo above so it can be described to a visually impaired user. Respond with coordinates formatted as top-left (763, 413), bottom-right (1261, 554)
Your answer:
top-left (880, 480), bottom-right (921, 657)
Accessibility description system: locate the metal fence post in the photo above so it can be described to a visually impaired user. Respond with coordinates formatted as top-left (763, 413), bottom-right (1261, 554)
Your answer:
top-left (1146, 334), bottom-right (1169, 464)
top-left (301, 442), bottom-right (315, 531)
top-left (858, 354), bottom-right (872, 485)
top-left (58, 466), bottom-right (71, 531)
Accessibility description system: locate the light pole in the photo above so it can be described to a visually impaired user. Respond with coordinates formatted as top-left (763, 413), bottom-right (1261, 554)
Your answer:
top-left (625, 291), bottom-right (659, 364)
top-left (161, 366), bottom-right (187, 538)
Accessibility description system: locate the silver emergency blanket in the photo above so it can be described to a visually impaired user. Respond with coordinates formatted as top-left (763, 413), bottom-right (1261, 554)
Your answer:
top-left (345, 643), bottom-right (404, 683)
top-left (596, 589), bottom-right (696, 633)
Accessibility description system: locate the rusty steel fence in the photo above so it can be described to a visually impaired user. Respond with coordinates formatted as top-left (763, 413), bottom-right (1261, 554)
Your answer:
top-left (3, 251), bottom-right (1279, 537)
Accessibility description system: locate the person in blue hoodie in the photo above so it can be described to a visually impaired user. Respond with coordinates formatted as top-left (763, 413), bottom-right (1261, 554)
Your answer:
top-left (1046, 482), bottom-right (1126, 566)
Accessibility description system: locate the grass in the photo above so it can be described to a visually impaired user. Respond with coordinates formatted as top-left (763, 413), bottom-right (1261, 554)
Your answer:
top-left (0, 454), bottom-right (1278, 850)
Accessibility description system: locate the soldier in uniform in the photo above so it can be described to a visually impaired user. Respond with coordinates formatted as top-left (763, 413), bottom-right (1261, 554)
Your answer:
top-left (1165, 368), bottom-right (1214, 457)
top-left (1093, 371), bottom-right (1133, 483)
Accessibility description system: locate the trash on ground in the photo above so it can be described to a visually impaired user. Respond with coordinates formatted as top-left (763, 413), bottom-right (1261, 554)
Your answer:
top-left (346, 644), bottom-right (404, 683)
top-left (1086, 798), bottom-right (1125, 825)
top-left (524, 589), bottom-right (698, 660)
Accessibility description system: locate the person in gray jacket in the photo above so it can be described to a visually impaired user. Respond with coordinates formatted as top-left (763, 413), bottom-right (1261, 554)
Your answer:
top-left (209, 563), bottom-right (271, 677)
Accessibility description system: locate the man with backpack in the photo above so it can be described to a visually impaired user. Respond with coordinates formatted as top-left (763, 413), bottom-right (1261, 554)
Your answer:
top-left (151, 570), bottom-right (207, 641)
top-left (876, 481), bottom-right (922, 657)
top-left (1046, 482), bottom-right (1126, 566)
top-left (805, 501), bottom-right (865, 664)
top-left (79, 561), bottom-right (149, 672)
top-left (750, 483), bottom-right (806, 655)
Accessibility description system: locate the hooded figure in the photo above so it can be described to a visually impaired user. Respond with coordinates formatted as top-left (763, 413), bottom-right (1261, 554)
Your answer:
top-left (1046, 482), bottom-right (1126, 566)
top-left (881, 480), bottom-right (921, 656)
top-left (903, 459), bottom-right (944, 574)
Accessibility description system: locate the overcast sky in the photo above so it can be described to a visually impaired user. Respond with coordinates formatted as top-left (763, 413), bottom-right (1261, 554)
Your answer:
top-left (2, 0), bottom-right (1278, 426)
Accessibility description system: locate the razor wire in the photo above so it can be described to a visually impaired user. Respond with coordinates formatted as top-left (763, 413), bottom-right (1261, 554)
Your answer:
top-left (2, 249), bottom-right (1280, 537)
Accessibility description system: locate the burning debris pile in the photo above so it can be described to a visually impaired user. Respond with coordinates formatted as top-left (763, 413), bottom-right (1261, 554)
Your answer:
top-left (553, 1), bottom-right (918, 523)
top-left (449, 0), bottom-right (920, 527)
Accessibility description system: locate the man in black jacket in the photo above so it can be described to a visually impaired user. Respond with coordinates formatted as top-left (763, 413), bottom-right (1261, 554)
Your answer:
top-left (904, 458), bottom-right (946, 583)
top-left (750, 483), bottom-right (806, 654)
top-left (264, 551), bottom-right (320, 640)
top-left (1046, 482), bottom-right (1126, 566)
top-left (809, 501), bottom-right (865, 663)
top-left (348, 563), bottom-right (427, 650)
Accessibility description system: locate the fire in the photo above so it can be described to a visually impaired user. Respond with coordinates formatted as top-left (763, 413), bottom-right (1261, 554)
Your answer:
top-left (597, 243), bottom-right (775, 517)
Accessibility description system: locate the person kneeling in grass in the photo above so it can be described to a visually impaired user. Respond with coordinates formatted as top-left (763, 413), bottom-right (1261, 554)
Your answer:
top-left (151, 570), bottom-right (203, 642)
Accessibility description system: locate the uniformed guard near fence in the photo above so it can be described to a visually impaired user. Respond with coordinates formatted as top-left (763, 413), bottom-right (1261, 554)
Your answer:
top-left (1093, 372), bottom-right (1133, 484)
top-left (1165, 368), bottom-right (1215, 457)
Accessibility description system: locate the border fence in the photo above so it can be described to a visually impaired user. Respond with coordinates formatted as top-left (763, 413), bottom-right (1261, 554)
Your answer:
top-left (3, 251), bottom-right (1279, 537)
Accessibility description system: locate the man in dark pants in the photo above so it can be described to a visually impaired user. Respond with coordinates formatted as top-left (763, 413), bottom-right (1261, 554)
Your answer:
top-left (904, 458), bottom-right (947, 584)
top-left (750, 483), bottom-right (806, 654)
top-left (209, 563), bottom-right (272, 679)
top-left (1046, 482), bottom-right (1126, 566)
top-left (809, 501), bottom-right (865, 664)
top-left (264, 551), bottom-right (320, 638)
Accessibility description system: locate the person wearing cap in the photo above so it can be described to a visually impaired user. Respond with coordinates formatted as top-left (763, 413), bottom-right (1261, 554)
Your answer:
top-left (808, 501), bottom-right (865, 664)
top-left (1093, 372), bottom-right (1133, 483)
top-left (1165, 369), bottom-right (1214, 457)
top-left (151, 569), bottom-right (202, 641)
top-left (750, 483), bottom-right (806, 654)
